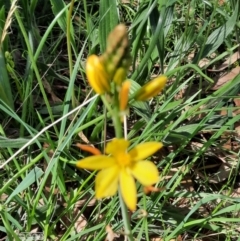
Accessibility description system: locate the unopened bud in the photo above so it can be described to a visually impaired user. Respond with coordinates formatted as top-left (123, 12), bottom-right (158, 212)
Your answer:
top-left (86, 55), bottom-right (110, 94)
top-left (100, 24), bottom-right (131, 83)
top-left (113, 67), bottom-right (127, 85)
top-left (135, 76), bottom-right (167, 101)
top-left (119, 80), bottom-right (131, 111)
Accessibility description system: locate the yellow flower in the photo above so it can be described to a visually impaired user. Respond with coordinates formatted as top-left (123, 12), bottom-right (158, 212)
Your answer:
top-left (76, 139), bottom-right (163, 211)
top-left (135, 75), bottom-right (167, 101)
top-left (86, 55), bottom-right (110, 94)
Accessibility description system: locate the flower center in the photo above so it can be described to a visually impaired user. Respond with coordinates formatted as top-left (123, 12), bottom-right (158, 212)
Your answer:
top-left (116, 152), bottom-right (132, 168)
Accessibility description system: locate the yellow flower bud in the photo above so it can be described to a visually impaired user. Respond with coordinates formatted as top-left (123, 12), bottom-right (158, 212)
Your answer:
top-left (86, 55), bottom-right (110, 94)
top-left (135, 75), bottom-right (167, 101)
top-left (119, 80), bottom-right (131, 111)
top-left (76, 143), bottom-right (102, 156)
top-left (113, 67), bottom-right (127, 85)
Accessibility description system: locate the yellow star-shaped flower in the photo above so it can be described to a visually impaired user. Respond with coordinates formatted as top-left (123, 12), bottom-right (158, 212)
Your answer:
top-left (76, 139), bottom-right (163, 211)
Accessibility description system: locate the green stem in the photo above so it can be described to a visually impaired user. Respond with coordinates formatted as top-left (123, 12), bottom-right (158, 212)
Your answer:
top-left (101, 94), bottom-right (123, 138)
top-left (102, 87), bottom-right (133, 240)
top-left (112, 87), bottom-right (123, 139)
top-left (67, 0), bottom-right (76, 108)
top-left (110, 87), bottom-right (133, 240)
top-left (118, 190), bottom-right (134, 241)
top-left (112, 105), bottom-right (123, 139)
top-left (67, 0), bottom-right (74, 78)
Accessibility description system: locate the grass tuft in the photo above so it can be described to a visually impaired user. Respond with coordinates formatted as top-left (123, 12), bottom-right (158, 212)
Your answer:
top-left (0, 0), bottom-right (240, 240)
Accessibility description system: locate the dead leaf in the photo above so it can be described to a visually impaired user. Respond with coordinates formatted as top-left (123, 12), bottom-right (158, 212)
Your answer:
top-left (198, 58), bottom-right (210, 68)
top-left (105, 225), bottom-right (119, 241)
top-left (74, 196), bottom-right (96, 208)
top-left (208, 161), bottom-right (237, 183)
top-left (218, 0), bottom-right (225, 6)
top-left (0, 193), bottom-right (8, 201)
top-left (42, 78), bottom-right (62, 103)
top-left (221, 187), bottom-right (240, 199)
top-left (78, 131), bottom-right (90, 144)
top-left (229, 187), bottom-right (240, 198)
top-left (208, 51), bottom-right (240, 72)
top-left (235, 125), bottom-right (240, 138)
top-left (136, 209), bottom-right (148, 218)
top-left (234, 96), bottom-right (240, 107)
top-left (74, 209), bottom-right (88, 233)
top-left (233, 96), bottom-right (240, 115)
top-left (151, 236), bottom-right (182, 241)
top-left (211, 66), bottom-right (240, 90)
top-left (187, 52), bottom-right (195, 62)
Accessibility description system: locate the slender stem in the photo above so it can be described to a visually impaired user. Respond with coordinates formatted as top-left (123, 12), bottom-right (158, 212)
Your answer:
top-left (118, 190), bottom-right (134, 241)
top-left (67, 0), bottom-right (74, 78)
top-left (109, 86), bottom-right (133, 240)
top-left (112, 87), bottom-right (123, 139)
top-left (112, 105), bottom-right (123, 139)
top-left (67, 0), bottom-right (76, 108)
top-left (101, 94), bottom-right (123, 139)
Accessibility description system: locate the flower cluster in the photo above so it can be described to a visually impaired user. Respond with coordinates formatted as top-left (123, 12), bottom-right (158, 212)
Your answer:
top-left (77, 24), bottom-right (167, 211)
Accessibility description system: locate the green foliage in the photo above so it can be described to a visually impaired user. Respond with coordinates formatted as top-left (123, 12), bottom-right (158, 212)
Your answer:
top-left (0, 0), bottom-right (240, 240)
top-left (0, 6), bottom-right (14, 110)
top-left (99, 0), bottom-right (119, 52)
top-left (0, 51), bottom-right (14, 110)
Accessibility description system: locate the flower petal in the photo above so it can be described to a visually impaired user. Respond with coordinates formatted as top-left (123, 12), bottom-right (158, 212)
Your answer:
top-left (106, 139), bottom-right (129, 156)
top-left (76, 156), bottom-right (116, 170)
top-left (129, 142), bottom-right (163, 161)
top-left (119, 168), bottom-right (137, 211)
top-left (131, 161), bottom-right (159, 186)
top-left (95, 166), bottom-right (119, 198)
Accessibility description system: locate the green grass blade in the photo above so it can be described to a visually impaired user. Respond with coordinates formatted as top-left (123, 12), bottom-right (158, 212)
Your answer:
top-left (6, 167), bottom-right (44, 204)
top-left (99, 0), bottom-right (119, 52)
top-left (193, 1), bottom-right (239, 62)
top-left (0, 136), bottom-right (31, 148)
top-left (0, 51), bottom-right (14, 110)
